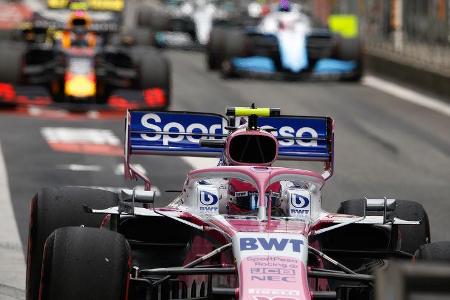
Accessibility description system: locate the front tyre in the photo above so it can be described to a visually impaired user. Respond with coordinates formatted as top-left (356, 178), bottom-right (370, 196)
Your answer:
top-left (335, 37), bottom-right (364, 82)
top-left (414, 241), bottom-right (450, 263)
top-left (206, 27), bottom-right (226, 70)
top-left (40, 227), bottom-right (130, 300)
top-left (26, 187), bottom-right (118, 300)
top-left (140, 50), bottom-right (171, 109)
top-left (0, 41), bottom-right (25, 83)
top-left (337, 199), bottom-right (430, 254)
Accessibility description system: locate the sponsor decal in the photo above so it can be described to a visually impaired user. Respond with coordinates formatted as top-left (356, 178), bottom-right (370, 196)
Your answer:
top-left (235, 191), bottom-right (249, 197)
top-left (140, 113), bottom-right (224, 146)
top-left (197, 187), bottom-right (220, 214)
top-left (199, 190), bottom-right (219, 206)
top-left (248, 288), bottom-right (300, 296)
top-left (233, 233), bottom-right (308, 300)
top-left (286, 189), bottom-right (311, 217)
top-left (252, 297), bottom-right (299, 300)
top-left (41, 127), bottom-right (122, 156)
top-left (290, 194), bottom-right (309, 209)
top-left (240, 238), bottom-right (303, 253)
top-left (245, 256), bottom-right (300, 283)
top-left (139, 113), bottom-right (320, 147)
top-left (290, 193), bottom-right (310, 215)
top-left (260, 125), bottom-right (318, 147)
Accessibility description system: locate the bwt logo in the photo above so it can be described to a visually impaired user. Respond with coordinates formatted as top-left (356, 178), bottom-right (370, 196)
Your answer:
top-left (140, 113), bottom-right (223, 145)
top-left (240, 238), bottom-right (303, 253)
top-left (290, 194), bottom-right (310, 209)
top-left (199, 190), bottom-right (219, 206)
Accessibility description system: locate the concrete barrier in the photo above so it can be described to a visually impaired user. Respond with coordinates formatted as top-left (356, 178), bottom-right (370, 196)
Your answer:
top-left (365, 49), bottom-right (450, 102)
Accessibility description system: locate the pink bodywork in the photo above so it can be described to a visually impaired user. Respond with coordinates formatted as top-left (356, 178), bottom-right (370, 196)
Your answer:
top-left (180, 166), bottom-right (326, 300)
top-left (123, 112), bottom-right (335, 299)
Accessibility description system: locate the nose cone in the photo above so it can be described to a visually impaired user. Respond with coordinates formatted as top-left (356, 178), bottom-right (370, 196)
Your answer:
top-left (232, 232), bottom-right (311, 300)
top-left (65, 74), bottom-right (96, 98)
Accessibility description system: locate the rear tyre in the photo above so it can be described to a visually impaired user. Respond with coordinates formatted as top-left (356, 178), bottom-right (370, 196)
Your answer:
top-left (206, 27), bottom-right (226, 70)
top-left (127, 27), bottom-right (155, 46)
top-left (40, 227), bottom-right (130, 300)
top-left (137, 6), bottom-right (153, 27)
top-left (414, 241), bottom-right (450, 263)
top-left (139, 50), bottom-right (171, 109)
top-left (220, 30), bottom-right (246, 78)
top-left (26, 187), bottom-right (119, 300)
top-left (335, 37), bottom-right (364, 81)
top-left (337, 199), bottom-right (430, 254)
top-left (137, 7), bottom-right (169, 31)
top-left (0, 41), bottom-right (25, 83)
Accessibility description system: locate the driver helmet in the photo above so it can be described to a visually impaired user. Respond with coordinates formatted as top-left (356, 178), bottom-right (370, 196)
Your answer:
top-left (228, 178), bottom-right (281, 215)
top-left (278, 0), bottom-right (291, 12)
top-left (67, 10), bottom-right (92, 30)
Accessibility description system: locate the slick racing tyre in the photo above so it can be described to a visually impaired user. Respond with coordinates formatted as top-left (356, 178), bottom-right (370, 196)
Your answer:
top-left (137, 6), bottom-right (152, 27)
top-left (0, 41), bottom-right (25, 83)
top-left (129, 27), bottom-right (155, 46)
top-left (140, 50), bottom-right (171, 108)
top-left (414, 241), bottom-right (450, 263)
top-left (221, 30), bottom-right (246, 78)
top-left (137, 6), bottom-right (169, 31)
top-left (335, 37), bottom-right (364, 81)
top-left (206, 27), bottom-right (226, 70)
top-left (337, 199), bottom-right (430, 255)
top-left (40, 227), bottom-right (130, 300)
top-left (26, 187), bottom-right (119, 300)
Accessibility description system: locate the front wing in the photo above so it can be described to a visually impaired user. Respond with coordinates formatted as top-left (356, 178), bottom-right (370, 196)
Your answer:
top-left (0, 83), bottom-right (168, 112)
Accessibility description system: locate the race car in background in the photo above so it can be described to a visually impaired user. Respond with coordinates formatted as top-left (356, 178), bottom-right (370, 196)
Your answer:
top-left (135, 0), bottom-right (235, 48)
top-left (207, 1), bottom-right (364, 81)
top-left (0, 2), bottom-right (171, 111)
top-left (0, 0), bottom-right (33, 40)
top-left (25, 105), bottom-right (450, 300)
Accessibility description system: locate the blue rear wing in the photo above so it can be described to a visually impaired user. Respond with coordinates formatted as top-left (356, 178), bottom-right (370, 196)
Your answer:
top-left (125, 110), bottom-right (334, 184)
top-left (127, 111), bottom-right (227, 157)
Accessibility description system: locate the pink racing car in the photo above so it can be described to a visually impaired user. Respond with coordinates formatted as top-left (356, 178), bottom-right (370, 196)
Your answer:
top-left (26, 106), bottom-right (450, 300)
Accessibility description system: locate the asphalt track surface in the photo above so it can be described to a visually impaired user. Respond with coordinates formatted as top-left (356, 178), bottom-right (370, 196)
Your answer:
top-left (0, 50), bottom-right (449, 298)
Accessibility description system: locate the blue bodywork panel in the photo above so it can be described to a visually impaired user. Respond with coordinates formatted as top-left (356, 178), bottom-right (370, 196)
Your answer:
top-left (231, 32), bottom-right (356, 76)
top-left (127, 111), bottom-right (332, 161)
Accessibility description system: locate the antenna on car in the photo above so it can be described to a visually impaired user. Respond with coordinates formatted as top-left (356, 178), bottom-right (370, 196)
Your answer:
top-left (226, 104), bottom-right (281, 130)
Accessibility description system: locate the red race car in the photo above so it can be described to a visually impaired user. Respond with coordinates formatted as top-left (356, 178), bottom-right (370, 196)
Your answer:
top-left (0, 9), bottom-right (170, 113)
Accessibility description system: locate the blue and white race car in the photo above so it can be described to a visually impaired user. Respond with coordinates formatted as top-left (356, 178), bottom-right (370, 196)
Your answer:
top-left (207, 1), bottom-right (363, 81)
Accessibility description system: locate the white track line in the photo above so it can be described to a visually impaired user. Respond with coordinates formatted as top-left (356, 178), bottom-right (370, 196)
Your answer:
top-left (0, 143), bottom-right (26, 297)
top-left (363, 75), bottom-right (450, 117)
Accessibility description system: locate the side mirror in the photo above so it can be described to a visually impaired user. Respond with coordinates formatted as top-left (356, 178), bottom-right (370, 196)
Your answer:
top-left (365, 198), bottom-right (396, 211)
top-left (120, 189), bottom-right (155, 204)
